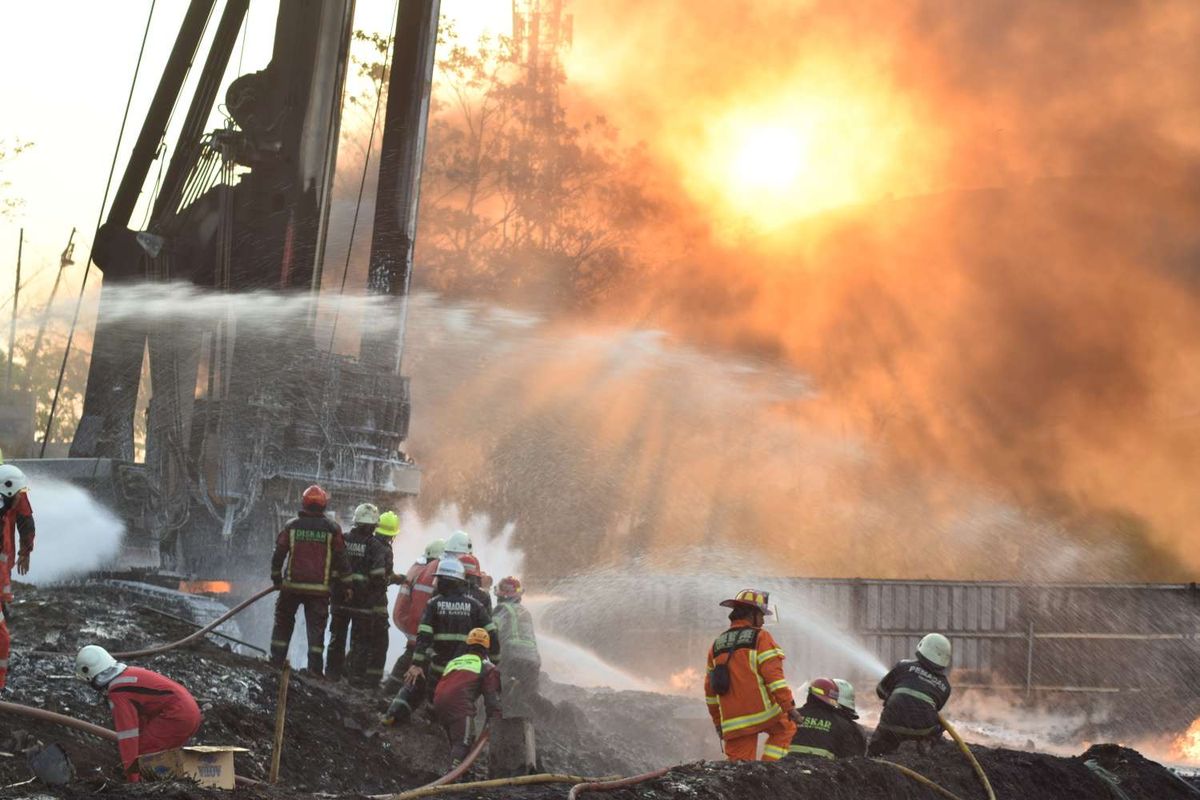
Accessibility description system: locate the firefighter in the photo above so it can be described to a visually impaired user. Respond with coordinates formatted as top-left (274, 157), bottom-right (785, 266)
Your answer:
top-left (75, 645), bottom-right (202, 782)
top-left (360, 510), bottom-right (400, 685)
top-left (384, 538), bottom-right (444, 692)
top-left (833, 678), bottom-right (868, 756)
top-left (444, 530), bottom-right (472, 557)
top-left (269, 485), bottom-right (349, 677)
top-left (491, 576), bottom-right (540, 775)
top-left (431, 628), bottom-right (501, 768)
top-left (382, 558), bottom-right (498, 724)
top-left (327, 503), bottom-right (388, 684)
top-left (704, 589), bottom-right (798, 762)
top-left (0, 464), bottom-right (35, 693)
top-left (868, 633), bottom-right (953, 756)
top-left (459, 554), bottom-right (492, 612)
top-left (786, 678), bottom-right (862, 759)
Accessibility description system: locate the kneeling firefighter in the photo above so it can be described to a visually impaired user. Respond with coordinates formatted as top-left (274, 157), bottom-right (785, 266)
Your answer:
top-left (431, 627), bottom-right (502, 767)
top-left (787, 678), bottom-right (862, 760)
top-left (833, 678), bottom-right (867, 756)
top-left (704, 589), bottom-right (798, 762)
top-left (383, 558), bottom-right (498, 723)
top-left (75, 646), bottom-right (202, 782)
top-left (868, 633), bottom-right (953, 756)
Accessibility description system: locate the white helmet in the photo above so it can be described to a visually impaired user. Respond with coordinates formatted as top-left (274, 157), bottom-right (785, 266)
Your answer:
top-left (435, 557), bottom-right (465, 581)
top-left (833, 679), bottom-right (857, 715)
top-left (444, 530), bottom-right (472, 555)
top-left (917, 633), bottom-right (952, 669)
top-left (424, 539), bottom-right (446, 560)
top-left (0, 464), bottom-right (27, 499)
top-left (353, 503), bottom-right (380, 525)
top-left (75, 645), bottom-right (126, 686)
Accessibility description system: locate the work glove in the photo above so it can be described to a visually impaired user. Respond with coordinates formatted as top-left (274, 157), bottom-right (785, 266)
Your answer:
top-left (272, 575), bottom-right (282, 589)
top-left (787, 707), bottom-right (804, 725)
top-left (16, 553), bottom-right (30, 576)
top-left (403, 665), bottom-right (424, 687)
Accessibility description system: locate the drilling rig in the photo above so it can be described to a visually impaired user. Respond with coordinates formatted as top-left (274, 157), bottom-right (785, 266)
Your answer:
top-left (16, 0), bottom-right (440, 579)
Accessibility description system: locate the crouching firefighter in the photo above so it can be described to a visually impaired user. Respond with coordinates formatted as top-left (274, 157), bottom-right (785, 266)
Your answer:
top-left (0, 464), bottom-right (35, 693)
top-left (269, 485), bottom-right (350, 676)
top-left (868, 633), bottom-right (953, 756)
top-left (327, 503), bottom-right (391, 685)
top-left (75, 645), bottom-right (202, 782)
top-left (431, 628), bottom-right (502, 768)
top-left (383, 558), bottom-right (498, 724)
top-left (833, 678), bottom-right (867, 756)
top-left (704, 589), bottom-right (798, 762)
top-left (787, 678), bottom-right (862, 760)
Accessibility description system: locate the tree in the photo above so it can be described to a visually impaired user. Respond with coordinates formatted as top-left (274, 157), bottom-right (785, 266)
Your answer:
top-left (0, 138), bottom-right (33, 219)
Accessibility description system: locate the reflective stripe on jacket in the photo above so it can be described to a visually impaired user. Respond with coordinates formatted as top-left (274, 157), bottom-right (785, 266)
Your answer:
top-left (703, 620), bottom-right (795, 739)
top-left (270, 512), bottom-right (347, 594)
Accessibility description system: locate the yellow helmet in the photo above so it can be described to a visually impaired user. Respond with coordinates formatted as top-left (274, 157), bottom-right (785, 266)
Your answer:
top-left (466, 628), bottom-right (491, 649)
top-left (376, 511), bottom-right (400, 538)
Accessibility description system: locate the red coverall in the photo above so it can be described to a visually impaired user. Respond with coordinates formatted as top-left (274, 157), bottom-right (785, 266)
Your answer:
top-left (432, 651), bottom-right (501, 762)
top-left (106, 667), bottom-right (202, 781)
top-left (0, 491), bottom-right (34, 692)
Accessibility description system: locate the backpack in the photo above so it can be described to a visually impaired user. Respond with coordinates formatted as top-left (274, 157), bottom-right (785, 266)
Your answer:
top-left (710, 627), bottom-right (760, 695)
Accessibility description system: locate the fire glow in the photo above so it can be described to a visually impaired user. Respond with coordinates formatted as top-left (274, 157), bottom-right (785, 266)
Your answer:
top-left (1173, 718), bottom-right (1200, 764)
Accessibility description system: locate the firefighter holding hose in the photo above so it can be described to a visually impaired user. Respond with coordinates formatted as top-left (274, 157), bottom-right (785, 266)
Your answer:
top-left (704, 589), bottom-right (799, 761)
top-left (868, 633), bottom-right (953, 756)
top-left (0, 464), bottom-right (35, 693)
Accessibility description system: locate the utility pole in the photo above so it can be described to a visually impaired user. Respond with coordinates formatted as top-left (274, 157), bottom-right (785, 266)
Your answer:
top-left (27, 228), bottom-right (75, 388)
top-left (7, 228), bottom-right (22, 390)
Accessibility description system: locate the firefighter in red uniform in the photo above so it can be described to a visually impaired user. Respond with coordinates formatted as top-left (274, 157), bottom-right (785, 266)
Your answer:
top-left (0, 464), bottom-right (35, 693)
top-left (269, 485), bottom-right (350, 676)
top-left (431, 627), bottom-right (502, 767)
top-left (75, 645), bottom-right (202, 782)
top-left (383, 538), bottom-right (443, 692)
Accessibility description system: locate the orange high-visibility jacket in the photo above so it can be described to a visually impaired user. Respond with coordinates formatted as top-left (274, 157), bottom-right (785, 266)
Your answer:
top-left (704, 619), bottom-right (795, 739)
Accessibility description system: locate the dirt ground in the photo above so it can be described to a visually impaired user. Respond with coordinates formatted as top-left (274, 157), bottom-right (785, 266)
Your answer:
top-left (2, 581), bottom-right (1198, 799)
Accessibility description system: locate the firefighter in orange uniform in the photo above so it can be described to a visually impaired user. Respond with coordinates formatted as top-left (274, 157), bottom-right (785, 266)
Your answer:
top-left (704, 589), bottom-right (799, 761)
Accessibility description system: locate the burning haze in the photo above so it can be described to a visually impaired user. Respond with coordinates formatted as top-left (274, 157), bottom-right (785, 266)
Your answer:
top-left (389, 0), bottom-right (1200, 580)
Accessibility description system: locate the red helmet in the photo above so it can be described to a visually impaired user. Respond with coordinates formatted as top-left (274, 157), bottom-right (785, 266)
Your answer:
top-left (301, 484), bottom-right (328, 512)
top-left (808, 677), bottom-right (840, 708)
top-left (459, 554), bottom-right (482, 578)
top-left (496, 576), bottom-right (523, 600)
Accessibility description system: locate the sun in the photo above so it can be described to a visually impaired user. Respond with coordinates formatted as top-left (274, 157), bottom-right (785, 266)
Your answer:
top-left (729, 125), bottom-right (810, 194)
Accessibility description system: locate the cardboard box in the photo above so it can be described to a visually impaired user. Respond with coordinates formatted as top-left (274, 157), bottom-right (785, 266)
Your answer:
top-left (139, 745), bottom-right (250, 789)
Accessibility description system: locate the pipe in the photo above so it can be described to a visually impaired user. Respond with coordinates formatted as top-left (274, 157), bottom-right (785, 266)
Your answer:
top-left (567, 767), bottom-right (671, 800)
top-left (0, 700), bottom-right (117, 742)
top-left (872, 759), bottom-right (968, 800)
top-left (939, 714), bottom-right (997, 800)
top-left (385, 773), bottom-right (621, 800)
top-left (113, 586), bottom-right (278, 659)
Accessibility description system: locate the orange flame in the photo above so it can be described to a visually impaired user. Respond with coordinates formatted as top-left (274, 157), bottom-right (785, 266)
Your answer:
top-left (667, 666), bottom-right (702, 694)
top-left (178, 580), bottom-right (233, 595)
top-left (1173, 718), bottom-right (1200, 763)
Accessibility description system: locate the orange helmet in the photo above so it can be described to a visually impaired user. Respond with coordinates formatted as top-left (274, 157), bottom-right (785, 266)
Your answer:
top-left (496, 576), bottom-right (523, 600)
top-left (301, 484), bottom-right (328, 512)
top-left (459, 554), bottom-right (482, 578)
top-left (466, 628), bottom-right (491, 649)
top-left (808, 677), bottom-right (840, 708)
top-left (719, 589), bottom-right (772, 616)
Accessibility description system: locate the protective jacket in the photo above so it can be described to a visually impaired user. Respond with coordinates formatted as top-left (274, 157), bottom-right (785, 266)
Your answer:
top-left (433, 652), bottom-right (502, 721)
top-left (105, 666), bottom-right (202, 780)
top-left (413, 588), bottom-right (499, 678)
top-left (838, 707), bottom-right (868, 756)
top-left (876, 657), bottom-right (951, 735)
top-left (1, 491), bottom-right (35, 602)
top-left (339, 524), bottom-right (390, 609)
top-left (394, 558), bottom-right (439, 640)
top-left (493, 601), bottom-right (540, 666)
top-left (788, 697), bottom-right (863, 759)
top-left (270, 511), bottom-right (348, 595)
top-left (704, 619), bottom-right (795, 740)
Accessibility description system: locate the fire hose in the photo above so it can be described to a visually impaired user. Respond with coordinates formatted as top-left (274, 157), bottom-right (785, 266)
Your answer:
top-left (384, 772), bottom-right (621, 800)
top-left (567, 768), bottom-right (671, 800)
top-left (872, 759), bottom-right (967, 800)
top-left (0, 700), bottom-right (258, 786)
top-left (113, 586), bottom-right (278, 659)
top-left (939, 714), bottom-right (997, 800)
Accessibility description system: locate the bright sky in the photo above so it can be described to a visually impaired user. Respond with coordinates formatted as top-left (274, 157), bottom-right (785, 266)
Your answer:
top-left (0, 0), bottom-right (511, 307)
